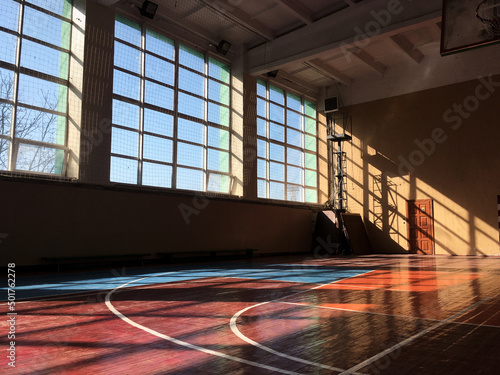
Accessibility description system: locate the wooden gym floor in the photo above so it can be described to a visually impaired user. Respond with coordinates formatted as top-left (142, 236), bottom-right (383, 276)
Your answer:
top-left (1, 254), bottom-right (500, 374)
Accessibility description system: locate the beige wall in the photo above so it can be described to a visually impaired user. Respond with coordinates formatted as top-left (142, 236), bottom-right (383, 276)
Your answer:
top-left (0, 179), bottom-right (314, 266)
top-left (345, 75), bottom-right (500, 255)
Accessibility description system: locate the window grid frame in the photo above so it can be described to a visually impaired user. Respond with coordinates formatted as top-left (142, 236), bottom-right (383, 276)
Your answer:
top-left (137, 27), bottom-right (146, 186)
top-left (1, 0), bottom-right (72, 175)
top-left (256, 79), bottom-right (318, 203)
top-left (111, 16), bottom-right (232, 194)
top-left (112, 22), bottom-right (177, 187)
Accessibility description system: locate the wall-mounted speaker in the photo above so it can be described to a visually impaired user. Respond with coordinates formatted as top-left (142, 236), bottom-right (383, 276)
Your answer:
top-left (324, 97), bottom-right (339, 113)
top-left (140, 1), bottom-right (158, 19)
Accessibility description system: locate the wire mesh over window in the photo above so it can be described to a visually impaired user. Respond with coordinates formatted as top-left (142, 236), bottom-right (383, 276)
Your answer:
top-left (111, 15), bottom-right (232, 193)
top-left (256, 79), bottom-right (318, 203)
top-left (0, 0), bottom-right (72, 175)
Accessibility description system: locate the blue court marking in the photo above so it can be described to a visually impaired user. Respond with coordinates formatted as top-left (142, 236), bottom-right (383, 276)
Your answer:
top-left (257, 265), bottom-right (371, 284)
top-left (1, 263), bottom-right (374, 300)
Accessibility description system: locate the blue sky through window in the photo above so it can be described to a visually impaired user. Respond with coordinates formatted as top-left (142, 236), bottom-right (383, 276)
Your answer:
top-left (144, 109), bottom-right (173, 137)
top-left (28, 0), bottom-right (72, 19)
top-left (23, 7), bottom-right (71, 49)
top-left (112, 100), bottom-right (140, 130)
top-left (21, 39), bottom-right (69, 79)
top-left (178, 118), bottom-right (204, 144)
top-left (144, 135), bottom-right (173, 164)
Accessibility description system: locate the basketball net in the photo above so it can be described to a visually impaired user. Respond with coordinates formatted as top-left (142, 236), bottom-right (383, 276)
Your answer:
top-left (476, 0), bottom-right (500, 36)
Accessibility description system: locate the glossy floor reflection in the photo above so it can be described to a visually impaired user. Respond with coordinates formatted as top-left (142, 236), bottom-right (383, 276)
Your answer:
top-left (1, 255), bottom-right (499, 374)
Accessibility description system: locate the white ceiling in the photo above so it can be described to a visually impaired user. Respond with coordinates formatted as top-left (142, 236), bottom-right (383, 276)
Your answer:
top-left (102, 0), bottom-right (500, 105)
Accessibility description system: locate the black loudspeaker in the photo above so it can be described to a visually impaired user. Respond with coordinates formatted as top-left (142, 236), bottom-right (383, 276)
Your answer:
top-left (324, 96), bottom-right (339, 113)
top-left (140, 1), bottom-right (158, 19)
top-left (266, 70), bottom-right (279, 78)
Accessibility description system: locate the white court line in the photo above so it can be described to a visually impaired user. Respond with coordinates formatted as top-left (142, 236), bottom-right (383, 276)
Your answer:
top-left (229, 270), bottom-right (378, 374)
top-left (338, 297), bottom-right (493, 375)
top-left (229, 303), bottom-right (346, 373)
top-left (105, 272), bottom-right (303, 375)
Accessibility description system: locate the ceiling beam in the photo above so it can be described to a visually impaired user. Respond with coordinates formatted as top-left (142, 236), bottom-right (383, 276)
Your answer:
top-left (433, 21), bottom-right (442, 36)
top-left (250, 3), bottom-right (280, 20)
top-left (267, 69), bottom-right (319, 98)
top-left (115, 0), bottom-right (238, 59)
top-left (246, 0), bottom-right (442, 75)
top-left (180, 4), bottom-right (205, 19)
top-left (274, 0), bottom-right (314, 25)
top-left (306, 58), bottom-right (353, 86)
top-left (196, 0), bottom-right (274, 41)
top-left (348, 47), bottom-right (387, 76)
top-left (390, 34), bottom-right (425, 64)
top-left (152, 10), bottom-right (220, 48)
top-left (97, 0), bottom-right (120, 6)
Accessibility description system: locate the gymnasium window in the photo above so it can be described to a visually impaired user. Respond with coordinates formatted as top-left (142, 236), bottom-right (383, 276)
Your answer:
top-left (111, 15), bottom-right (232, 193)
top-left (0, 0), bottom-right (73, 175)
top-left (256, 79), bottom-right (318, 203)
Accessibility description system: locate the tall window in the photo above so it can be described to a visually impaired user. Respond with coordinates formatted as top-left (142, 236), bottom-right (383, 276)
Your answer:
top-left (111, 15), bottom-right (232, 193)
top-left (0, 0), bottom-right (72, 175)
top-left (256, 79), bottom-right (318, 203)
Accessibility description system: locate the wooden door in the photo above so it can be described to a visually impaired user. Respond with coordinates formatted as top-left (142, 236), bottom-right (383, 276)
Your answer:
top-left (407, 199), bottom-right (435, 255)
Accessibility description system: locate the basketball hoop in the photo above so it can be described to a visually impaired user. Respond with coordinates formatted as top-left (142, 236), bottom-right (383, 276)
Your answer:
top-left (476, 0), bottom-right (500, 36)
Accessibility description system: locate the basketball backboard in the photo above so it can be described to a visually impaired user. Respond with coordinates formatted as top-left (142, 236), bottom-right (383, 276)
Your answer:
top-left (441, 0), bottom-right (500, 55)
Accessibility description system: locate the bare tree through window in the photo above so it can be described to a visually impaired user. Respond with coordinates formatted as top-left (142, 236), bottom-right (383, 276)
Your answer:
top-left (0, 71), bottom-right (61, 174)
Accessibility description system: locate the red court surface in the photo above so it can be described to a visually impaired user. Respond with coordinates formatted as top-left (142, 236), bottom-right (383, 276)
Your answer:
top-left (2, 255), bottom-right (500, 374)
